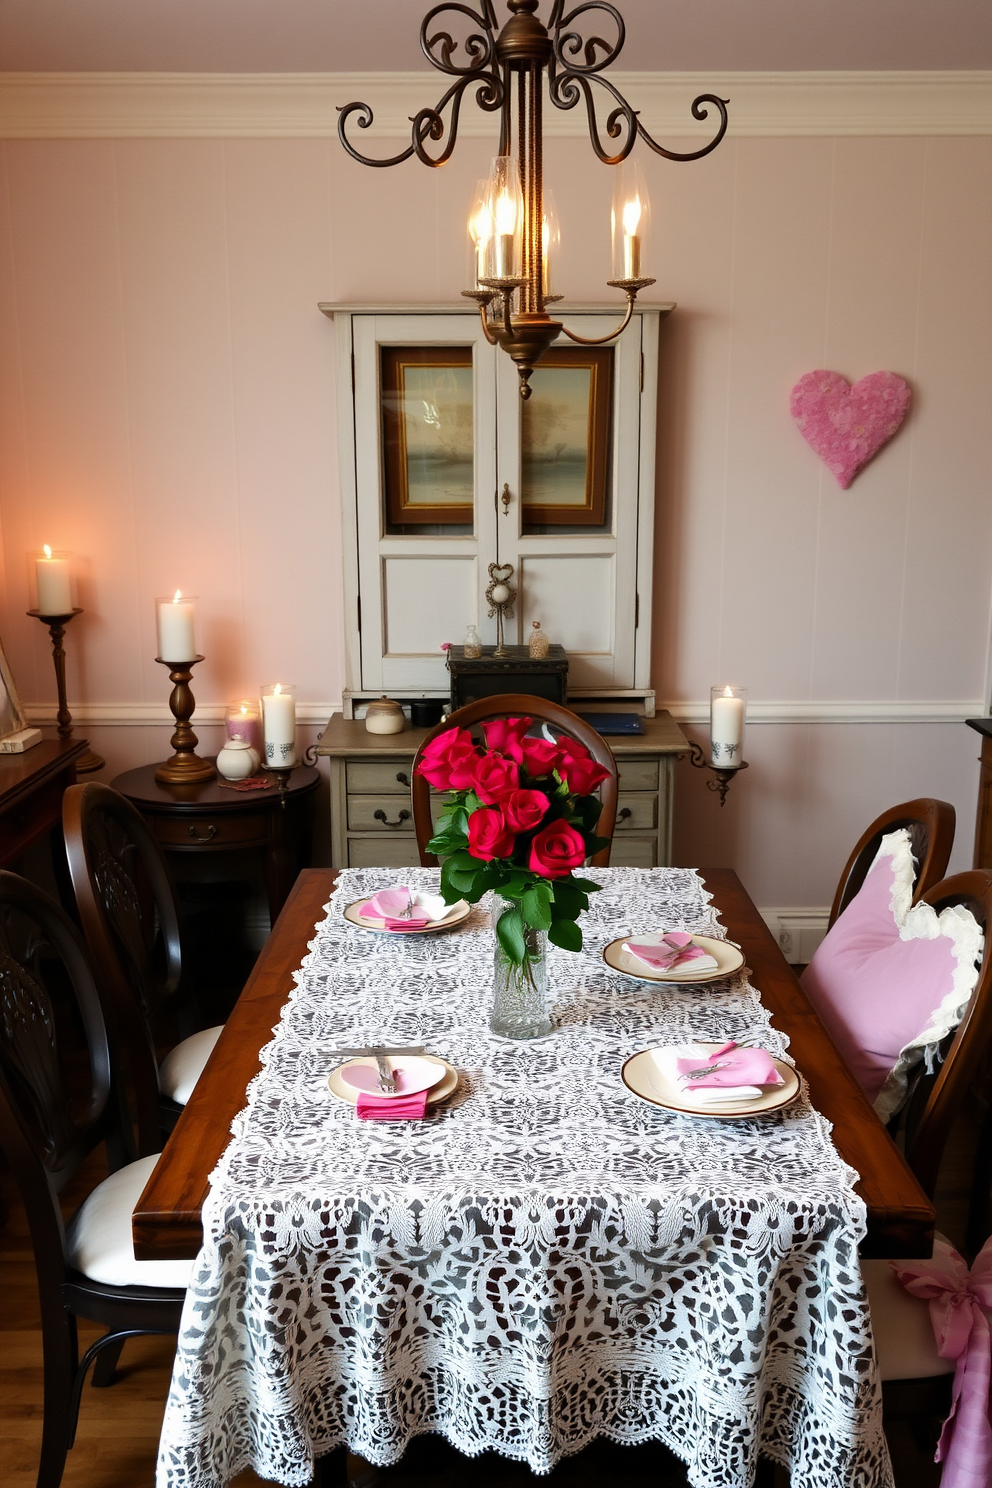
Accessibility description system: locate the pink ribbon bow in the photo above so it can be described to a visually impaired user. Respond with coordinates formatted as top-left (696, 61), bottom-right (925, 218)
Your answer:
top-left (890, 1235), bottom-right (992, 1488)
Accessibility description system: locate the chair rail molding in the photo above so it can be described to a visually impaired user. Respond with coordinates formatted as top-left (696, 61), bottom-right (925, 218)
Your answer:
top-left (2, 71), bottom-right (990, 140)
top-left (22, 698), bottom-right (981, 729)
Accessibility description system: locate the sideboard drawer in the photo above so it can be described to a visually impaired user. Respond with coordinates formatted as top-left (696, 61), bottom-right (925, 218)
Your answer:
top-left (150, 812), bottom-right (267, 849)
top-left (346, 761), bottom-right (415, 795)
top-left (609, 836), bottom-right (658, 868)
top-left (616, 758), bottom-right (658, 792)
top-left (347, 797), bottom-right (414, 832)
top-left (348, 836), bottom-right (421, 869)
top-left (615, 792), bottom-right (657, 831)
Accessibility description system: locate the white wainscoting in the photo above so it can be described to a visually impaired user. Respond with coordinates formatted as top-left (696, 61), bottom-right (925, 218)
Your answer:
top-left (759, 908), bottom-right (831, 965)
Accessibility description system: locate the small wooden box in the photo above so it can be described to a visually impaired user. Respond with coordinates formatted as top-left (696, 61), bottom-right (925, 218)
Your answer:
top-left (446, 644), bottom-right (569, 710)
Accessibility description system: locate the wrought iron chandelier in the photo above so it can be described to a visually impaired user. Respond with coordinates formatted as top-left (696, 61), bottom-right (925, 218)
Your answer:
top-left (339, 0), bottom-right (728, 397)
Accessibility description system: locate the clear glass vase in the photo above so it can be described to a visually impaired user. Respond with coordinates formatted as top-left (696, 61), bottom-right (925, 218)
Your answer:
top-left (490, 894), bottom-right (552, 1040)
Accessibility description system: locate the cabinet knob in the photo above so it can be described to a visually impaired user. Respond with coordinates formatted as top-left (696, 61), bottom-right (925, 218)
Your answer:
top-left (374, 808), bottom-right (411, 828)
top-left (395, 771), bottom-right (411, 787)
top-left (499, 483), bottom-right (511, 516)
top-left (617, 808), bottom-right (632, 822)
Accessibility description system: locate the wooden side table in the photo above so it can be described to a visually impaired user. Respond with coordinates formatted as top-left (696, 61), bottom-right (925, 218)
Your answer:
top-left (111, 763), bottom-right (320, 922)
top-left (316, 711), bottom-right (689, 869)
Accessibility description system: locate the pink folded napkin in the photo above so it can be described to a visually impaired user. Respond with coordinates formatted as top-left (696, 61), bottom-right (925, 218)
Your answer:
top-left (364, 886), bottom-right (431, 930)
top-left (624, 931), bottom-right (719, 973)
top-left (676, 1041), bottom-right (784, 1092)
top-left (356, 1089), bottom-right (430, 1121)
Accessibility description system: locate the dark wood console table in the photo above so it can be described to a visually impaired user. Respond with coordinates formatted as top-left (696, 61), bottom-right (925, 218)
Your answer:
top-left (0, 735), bottom-right (88, 869)
top-left (111, 762), bottom-right (320, 923)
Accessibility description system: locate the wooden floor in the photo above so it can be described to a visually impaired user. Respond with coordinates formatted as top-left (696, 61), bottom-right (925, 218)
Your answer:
top-left (2, 1111), bottom-right (978, 1488)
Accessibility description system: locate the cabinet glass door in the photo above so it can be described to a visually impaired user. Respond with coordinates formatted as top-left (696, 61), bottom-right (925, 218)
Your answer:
top-left (495, 313), bottom-right (643, 689)
top-left (352, 314), bottom-right (498, 691)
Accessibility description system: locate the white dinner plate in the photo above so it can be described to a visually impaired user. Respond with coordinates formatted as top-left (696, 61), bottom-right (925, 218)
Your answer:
top-left (344, 897), bottom-right (471, 935)
top-left (621, 1043), bottom-right (801, 1118)
top-left (328, 1054), bottom-right (459, 1107)
top-left (338, 1054), bottom-right (448, 1099)
top-left (603, 934), bottom-right (744, 985)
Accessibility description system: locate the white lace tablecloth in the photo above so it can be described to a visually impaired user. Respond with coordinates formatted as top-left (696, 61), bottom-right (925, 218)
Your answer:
top-left (157, 867), bottom-right (892, 1488)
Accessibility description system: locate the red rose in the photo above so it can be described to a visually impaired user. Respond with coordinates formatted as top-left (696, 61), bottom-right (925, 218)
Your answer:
top-left (502, 788), bottom-right (550, 834)
top-left (467, 806), bottom-right (516, 861)
top-left (474, 753), bottom-right (520, 804)
top-left (519, 736), bottom-right (562, 777)
top-left (481, 716), bottom-right (532, 762)
top-left (528, 819), bottom-right (586, 877)
top-left (558, 753), bottom-right (610, 795)
top-left (416, 728), bottom-right (478, 790)
top-left (558, 736), bottom-right (590, 760)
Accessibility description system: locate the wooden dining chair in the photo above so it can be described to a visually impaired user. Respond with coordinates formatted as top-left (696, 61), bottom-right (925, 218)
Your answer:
top-left (0, 870), bottom-right (188, 1488)
top-left (828, 798), bottom-right (956, 930)
top-left (859, 869), bottom-right (992, 1462)
top-left (62, 782), bottom-right (223, 1158)
top-left (411, 694), bottom-right (619, 868)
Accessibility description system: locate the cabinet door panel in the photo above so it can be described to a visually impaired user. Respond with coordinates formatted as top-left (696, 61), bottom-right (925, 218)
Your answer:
top-left (381, 554), bottom-right (478, 683)
top-left (517, 553), bottom-right (615, 687)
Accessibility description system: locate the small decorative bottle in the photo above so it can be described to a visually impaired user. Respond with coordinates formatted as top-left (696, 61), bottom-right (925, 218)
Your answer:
top-left (463, 624), bottom-right (482, 658)
top-left (528, 620), bottom-right (550, 659)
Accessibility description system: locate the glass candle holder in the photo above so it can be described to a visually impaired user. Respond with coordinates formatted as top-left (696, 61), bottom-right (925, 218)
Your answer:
top-left (710, 686), bottom-right (747, 769)
top-left (225, 699), bottom-right (263, 756)
top-left (260, 683), bottom-right (298, 769)
top-left (31, 547), bottom-right (74, 617)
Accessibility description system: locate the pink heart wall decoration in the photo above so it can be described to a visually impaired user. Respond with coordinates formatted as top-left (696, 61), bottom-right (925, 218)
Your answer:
top-left (790, 370), bottom-right (911, 489)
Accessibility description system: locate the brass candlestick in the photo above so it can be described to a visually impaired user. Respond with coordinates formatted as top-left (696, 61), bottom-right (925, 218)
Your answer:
top-left (264, 763), bottom-right (293, 807)
top-left (155, 656), bottom-right (216, 785)
top-left (27, 608), bottom-right (104, 774)
top-left (688, 740), bottom-right (749, 807)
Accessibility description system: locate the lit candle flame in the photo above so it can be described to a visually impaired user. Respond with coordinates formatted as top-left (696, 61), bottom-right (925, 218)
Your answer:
top-left (495, 190), bottom-right (517, 235)
top-left (470, 203), bottom-right (493, 246)
top-left (43, 544), bottom-right (52, 560)
top-left (240, 703), bottom-right (248, 716)
top-left (273, 683), bottom-right (282, 697)
top-left (173, 589), bottom-right (182, 604)
top-left (723, 685), bottom-right (734, 697)
top-left (622, 197), bottom-right (642, 236)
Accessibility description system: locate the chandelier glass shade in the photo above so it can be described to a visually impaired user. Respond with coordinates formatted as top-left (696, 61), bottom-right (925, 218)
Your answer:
top-left (338, 0), bottom-right (729, 397)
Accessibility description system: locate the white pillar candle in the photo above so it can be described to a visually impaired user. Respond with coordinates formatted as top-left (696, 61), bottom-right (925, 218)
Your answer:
top-left (35, 546), bottom-right (72, 615)
top-left (156, 591), bottom-right (197, 662)
top-left (710, 685), bottom-right (746, 768)
top-left (261, 683), bottom-right (297, 768)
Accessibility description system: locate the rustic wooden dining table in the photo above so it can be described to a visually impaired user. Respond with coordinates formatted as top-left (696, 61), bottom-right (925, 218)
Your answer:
top-left (133, 865), bottom-right (934, 1264)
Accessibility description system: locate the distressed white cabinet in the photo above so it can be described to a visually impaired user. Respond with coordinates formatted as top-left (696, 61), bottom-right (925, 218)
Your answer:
top-left (321, 303), bottom-right (671, 711)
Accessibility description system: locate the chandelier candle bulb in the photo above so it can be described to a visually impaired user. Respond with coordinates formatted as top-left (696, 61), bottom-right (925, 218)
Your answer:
top-left (623, 199), bottom-right (641, 279)
top-left (34, 547), bottom-right (73, 616)
top-left (261, 683), bottom-right (298, 769)
top-left (710, 686), bottom-right (747, 770)
top-left (156, 591), bottom-right (197, 662)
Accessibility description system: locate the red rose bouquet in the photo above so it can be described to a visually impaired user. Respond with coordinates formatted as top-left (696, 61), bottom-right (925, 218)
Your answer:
top-left (417, 715), bottom-right (610, 971)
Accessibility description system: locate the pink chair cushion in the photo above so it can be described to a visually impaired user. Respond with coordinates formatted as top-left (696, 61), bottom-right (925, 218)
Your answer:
top-left (801, 831), bottom-right (983, 1114)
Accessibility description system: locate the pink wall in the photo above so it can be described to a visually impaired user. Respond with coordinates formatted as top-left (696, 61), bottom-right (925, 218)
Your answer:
top-left (1, 131), bottom-right (991, 907)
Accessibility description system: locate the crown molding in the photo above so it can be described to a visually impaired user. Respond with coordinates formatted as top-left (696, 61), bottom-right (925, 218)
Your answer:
top-left (1, 70), bottom-right (990, 140)
top-left (22, 701), bottom-right (338, 728)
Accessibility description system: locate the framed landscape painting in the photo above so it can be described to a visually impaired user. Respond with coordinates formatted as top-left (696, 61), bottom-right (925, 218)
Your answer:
top-left (520, 346), bottom-right (613, 526)
top-left (381, 347), bottom-right (474, 526)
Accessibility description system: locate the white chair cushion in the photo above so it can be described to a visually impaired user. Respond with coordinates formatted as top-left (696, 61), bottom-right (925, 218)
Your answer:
top-left (158, 1025), bottom-right (223, 1104)
top-left (66, 1153), bottom-right (193, 1290)
top-left (862, 1255), bottom-right (956, 1380)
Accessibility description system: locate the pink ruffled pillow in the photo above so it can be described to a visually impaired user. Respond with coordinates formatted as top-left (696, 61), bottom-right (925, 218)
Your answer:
top-left (801, 830), bottom-right (983, 1115)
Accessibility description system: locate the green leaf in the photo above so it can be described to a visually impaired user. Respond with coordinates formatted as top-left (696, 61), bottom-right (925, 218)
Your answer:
top-left (569, 876), bottom-right (601, 894)
top-left (521, 882), bottom-right (553, 930)
top-left (549, 882), bottom-right (586, 919)
top-left (548, 918), bottom-right (583, 952)
top-left (496, 905), bottom-right (527, 964)
top-left (440, 852), bottom-right (485, 903)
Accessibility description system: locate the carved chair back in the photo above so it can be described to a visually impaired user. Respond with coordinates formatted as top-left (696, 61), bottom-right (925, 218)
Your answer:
top-left (63, 783), bottom-right (186, 1156)
top-left (0, 871), bottom-right (132, 1281)
top-left (411, 694), bottom-right (619, 868)
top-left (897, 869), bottom-right (992, 1200)
top-left (829, 798), bottom-right (956, 930)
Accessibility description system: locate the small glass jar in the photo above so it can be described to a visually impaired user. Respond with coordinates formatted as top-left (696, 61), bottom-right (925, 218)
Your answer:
top-left (528, 620), bottom-right (549, 659)
top-left (463, 624), bottom-right (482, 659)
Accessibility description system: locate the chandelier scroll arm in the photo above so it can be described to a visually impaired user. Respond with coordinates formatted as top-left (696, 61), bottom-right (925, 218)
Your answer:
top-left (559, 286), bottom-right (648, 347)
top-left (634, 93), bottom-right (730, 163)
top-left (339, 68), bottom-right (503, 171)
top-left (552, 1), bottom-right (626, 74)
top-left (420, 2), bottom-right (498, 75)
top-left (548, 69), bottom-right (638, 165)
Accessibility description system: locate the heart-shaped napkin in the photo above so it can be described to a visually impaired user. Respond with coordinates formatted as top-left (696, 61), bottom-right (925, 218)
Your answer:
top-left (623, 931), bottom-right (719, 974)
top-left (790, 370), bottom-right (911, 489)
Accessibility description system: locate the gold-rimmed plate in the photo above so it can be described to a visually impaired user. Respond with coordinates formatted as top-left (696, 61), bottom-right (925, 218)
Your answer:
top-left (328, 1054), bottom-right (459, 1106)
top-left (344, 898), bottom-right (471, 935)
top-left (621, 1044), bottom-right (801, 1119)
top-left (603, 934), bottom-right (744, 985)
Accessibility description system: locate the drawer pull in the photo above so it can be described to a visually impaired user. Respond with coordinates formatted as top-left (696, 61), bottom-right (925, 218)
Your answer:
top-left (188, 824), bottom-right (218, 843)
top-left (395, 771), bottom-right (411, 787)
top-left (617, 808), bottom-right (632, 822)
top-left (374, 809), bottom-right (411, 829)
